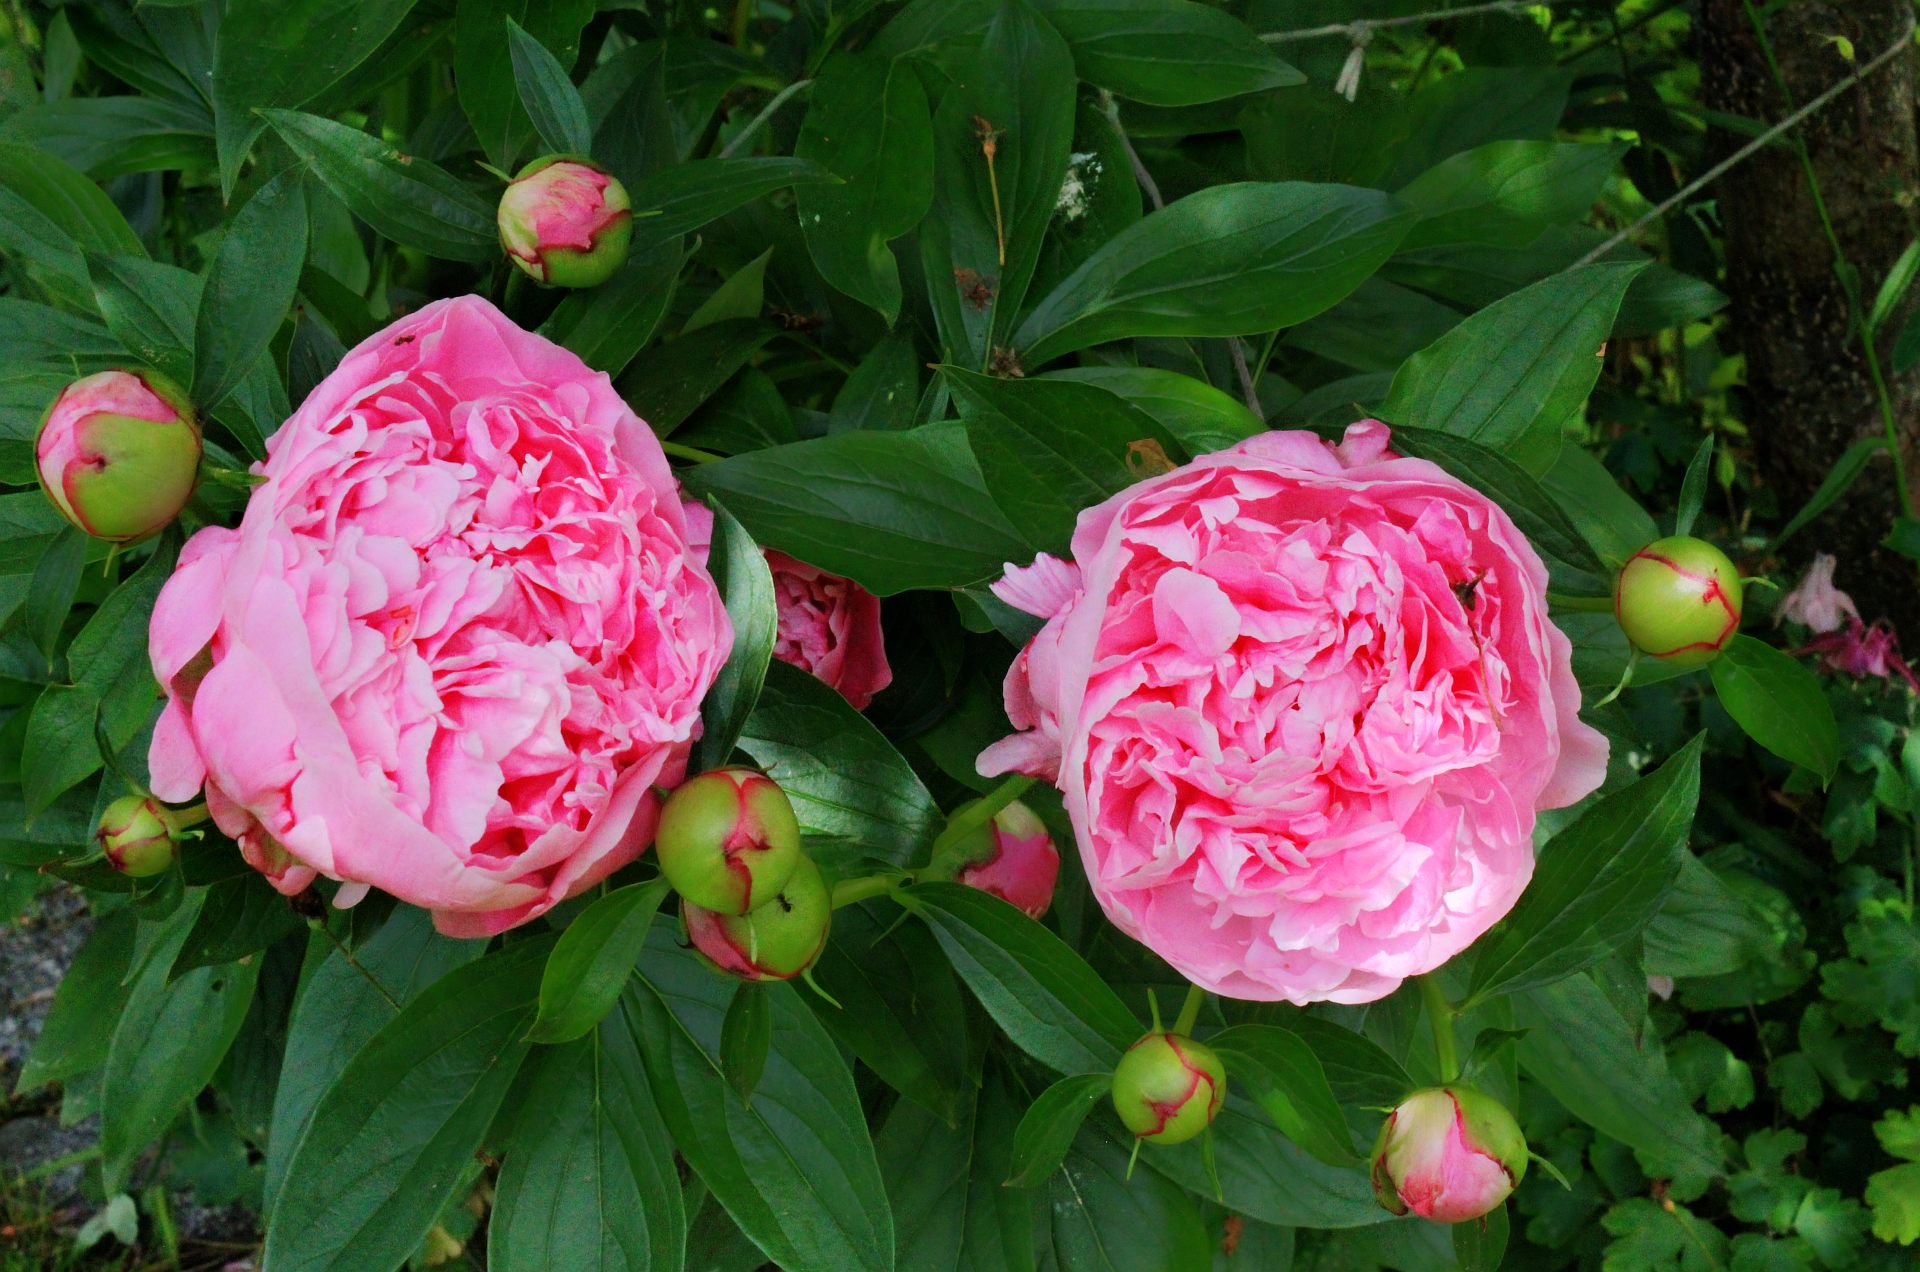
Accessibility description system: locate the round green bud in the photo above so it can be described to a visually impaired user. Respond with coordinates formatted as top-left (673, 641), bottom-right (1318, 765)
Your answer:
top-left (1613, 535), bottom-right (1743, 668)
top-left (1371, 1085), bottom-right (1528, 1224)
top-left (681, 855), bottom-right (831, 981)
top-left (655, 767), bottom-right (803, 915)
top-left (96, 795), bottom-right (178, 878)
top-left (36, 370), bottom-right (201, 544)
top-left (496, 155), bottom-right (633, 288)
top-left (1110, 1030), bottom-right (1226, 1146)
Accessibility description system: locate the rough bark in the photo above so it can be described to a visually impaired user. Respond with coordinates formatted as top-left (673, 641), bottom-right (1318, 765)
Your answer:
top-left (1697, 0), bottom-right (1920, 637)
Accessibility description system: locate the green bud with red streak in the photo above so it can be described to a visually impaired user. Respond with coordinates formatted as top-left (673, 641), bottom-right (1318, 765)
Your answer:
top-left (1613, 535), bottom-right (1743, 668)
top-left (1371, 1086), bottom-right (1528, 1224)
top-left (496, 155), bottom-right (632, 288)
top-left (36, 370), bottom-right (201, 544)
top-left (655, 767), bottom-right (802, 915)
top-left (682, 855), bottom-right (831, 981)
top-left (96, 795), bottom-right (181, 877)
top-left (1110, 1030), bottom-right (1226, 1146)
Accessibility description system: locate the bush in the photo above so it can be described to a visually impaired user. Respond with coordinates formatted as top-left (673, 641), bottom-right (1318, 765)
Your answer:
top-left (2, 1), bottom-right (1918, 1270)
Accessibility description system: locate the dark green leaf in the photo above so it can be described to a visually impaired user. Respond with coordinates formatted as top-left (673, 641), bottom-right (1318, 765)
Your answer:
top-left (264, 937), bottom-right (551, 1272)
top-left (1043, 366), bottom-right (1261, 456)
top-left (0, 97), bottom-right (211, 179)
top-left (631, 932), bottom-right (893, 1272)
top-left (528, 878), bottom-right (671, 1044)
top-left (796, 51), bottom-right (935, 321)
top-left (1036, 0), bottom-right (1302, 105)
top-left (907, 881), bottom-right (1138, 1074)
top-left (1467, 736), bottom-right (1704, 1005)
top-left (1675, 435), bottom-right (1713, 539)
top-left (693, 502), bottom-right (777, 772)
top-left (616, 318), bottom-right (775, 433)
top-left (263, 109), bottom-right (496, 261)
top-left (1380, 262), bottom-right (1643, 474)
top-left (505, 15), bottom-right (593, 155)
top-left (88, 253), bottom-right (198, 384)
top-left (1015, 183), bottom-right (1412, 366)
top-left (489, 1024), bottom-right (685, 1272)
top-left (736, 661), bottom-right (942, 869)
top-left (0, 141), bottom-right (145, 304)
top-left (681, 423), bottom-right (1030, 595)
top-left (539, 238), bottom-right (684, 378)
top-left (1395, 141), bottom-right (1624, 253)
top-left (878, 1068), bottom-right (1039, 1272)
top-left (831, 333), bottom-right (921, 433)
top-left (17, 911), bottom-right (137, 1092)
top-left (719, 983), bottom-right (773, 1104)
top-left (70, 539), bottom-right (175, 750)
top-left (949, 366), bottom-right (1181, 551)
top-left (629, 157), bottom-right (838, 251)
top-left (1710, 635), bottom-right (1841, 782)
top-left (22, 684), bottom-right (102, 815)
top-left (194, 167), bottom-right (308, 409)
top-left (1050, 1125), bottom-right (1212, 1271)
top-left (1770, 437), bottom-right (1885, 551)
top-left (1208, 1024), bottom-right (1358, 1167)
top-left (212, 0), bottom-right (426, 193)
top-left (170, 873), bottom-right (304, 977)
top-left (1281, 1016), bottom-right (1415, 1110)
top-left (1007, 1072), bottom-right (1112, 1187)
top-left (24, 525), bottom-right (85, 668)
top-left (457, 0), bottom-right (594, 169)
top-left (1455, 1201), bottom-right (1510, 1272)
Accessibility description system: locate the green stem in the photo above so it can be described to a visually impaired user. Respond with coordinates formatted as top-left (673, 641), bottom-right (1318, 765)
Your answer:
top-left (1171, 983), bottom-right (1207, 1037)
top-left (922, 775), bottom-right (1036, 868)
top-left (830, 873), bottom-right (901, 910)
top-left (661, 440), bottom-right (724, 465)
top-left (162, 801), bottom-right (209, 834)
top-left (1419, 975), bottom-right (1460, 1083)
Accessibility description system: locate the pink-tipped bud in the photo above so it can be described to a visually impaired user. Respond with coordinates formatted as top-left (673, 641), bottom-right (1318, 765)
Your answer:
top-left (655, 767), bottom-right (803, 915)
top-left (1613, 535), bottom-right (1743, 668)
top-left (1110, 1031), bottom-right (1226, 1146)
top-left (1371, 1086), bottom-right (1528, 1224)
top-left (682, 856), bottom-right (831, 981)
top-left (496, 155), bottom-right (632, 288)
top-left (924, 799), bottom-right (1059, 918)
top-left (96, 795), bottom-right (179, 878)
top-left (36, 370), bottom-right (201, 544)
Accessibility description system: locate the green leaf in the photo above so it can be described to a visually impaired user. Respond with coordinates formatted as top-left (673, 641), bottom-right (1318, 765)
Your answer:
top-left (919, 0), bottom-right (1077, 368)
top-left (906, 881), bottom-right (1138, 1074)
top-left (264, 936), bottom-right (551, 1272)
top-left (194, 166), bottom-right (308, 409)
top-left (456, 0), bottom-right (594, 170)
top-left (1395, 141), bottom-right (1625, 254)
top-left (629, 157), bottom-right (838, 252)
top-left (101, 902), bottom-right (263, 1190)
top-left (719, 983), bottom-right (773, 1104)
top-left (692, 501), bottom-right (778, 773)
top-left (22, 683), bottom-right (102, 815)
top-left (87, 253), bottom-right (198, 385)
top-left (1710, 635), bottom-right (1842, 782)
top-left (631, 933), bottom-right (893, 1272)
top-left (1380, 262), bottom-right (1644, 474)
top-left (1207, 1024), bottom-right (1358, 1167)
top-left (489, 1024), bottom-right (685, 1272)
top-left (212, 0), bottom-right (426, 193)
top-left (263, 907), bottom-right (483, 1214)
top-left (1467, 736), bottom-right (1703, 1005)
top-left (1866, 1163), bottom-right (1920, 1246)
top-left (948, 365), bottom-right (1182, 551)
top-left (17, 911), bottom-right (137, 1093)
top-left (1007, 1072), bottom-right (1113, 1187)
top-left (0, 97), bottom-right (211, 180)
top-left (1050, 1125), bottom-right (1212, 1271)
top-left (1280, 1016), bottom-right (1416, 1111)
top-left (1035, 0), bottom-right (1303, 105)
top-left (68, 545), bottom-right (176, 750)
top-left (263, 109), bottom-right (497, 261)
top-left (1869, 238), bottom-right (1920, 334)
top-left (831, 333), bottom-right (921, 433)
top-left (1043, 366), bottom-right (1261, 456)
top-left (1769, 437), bottom-right (1885, 552)
top-left (1675, 434), bottom-right (1713, 539)
top-left (170, 873), bottom-right (304, 977)
top-left (1455, 1203), bottom-right (1511, 1272)
top-left (1015, 183), bottom-right (1412, 367)
top-left (735, 661), bottom-right (942, 869)
top-left (616, 318), bottom-right (776, 433)
top-left (505, 15), bottom-right (593, 155)
top-left (681, 423), bottom-right (1030, 596)
top-left (1602, 1198), bottom-right (1731, 1271)
top-left (528, 878), bottom-right (671, 1044)
top-left (0, 141), bottom-right (145, 304)
top-left (878, 1069), bottom-right (1039, 1272)
top-left (796, 51), bottom-right (935, 322)
top-left (24, 525), bottom-right (85, 668)
top-left (540, 238), bottom-right (684, 377)
top-left (683, 247), bottom-right (771, 333)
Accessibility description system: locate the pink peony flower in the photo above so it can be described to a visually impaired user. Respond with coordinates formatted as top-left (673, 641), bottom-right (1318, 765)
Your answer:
top-left (978, 421), bottom-right (1606, 1004)
top-left (683, 504), bottom-right (892, 710)
top-left (147, 296), bottom-right (730, 936)
top-left (1775, 552), bottom-right (1857, 635)
top-left (1799, 617), bottom-right (1920, 693)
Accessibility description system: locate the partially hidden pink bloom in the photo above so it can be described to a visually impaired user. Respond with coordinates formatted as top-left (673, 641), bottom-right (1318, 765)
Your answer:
top-left (931, 800), bottom-right (1060, 918)
top-left (496, 157), bottom-right (632, 287)
top-left (1799, 617), bottom-right (1920, 693)
top-left (1775, 553), bottom-right (1857, 634)
top-left (977, 421), bottom-right (1607, 1004)
top-left (683, 503), bottom-right (892, 709)
top-left (36, 369), bottom-right (200, 542)
top-left (146, 295), bottom-right (731, 936)
top-left (1372, 1087), bottom-right (1527, 1224)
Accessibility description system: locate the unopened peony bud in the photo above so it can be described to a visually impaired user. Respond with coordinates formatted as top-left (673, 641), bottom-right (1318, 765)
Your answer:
top-left (36, 370), bottom-right (201, 543)
top-left (655, 767), bottom-right (802, 915)
top-left (496, 155), bottom-right (632, 288)
top-left (1110, 1031), bottom-right (1226, 1146)
top-left (1371, 1086), bottom-right (1527, 1224)
top-left (682, 856), bottom-right (831, 981)
top-left (924, 799), bottom-right (1059, 918)
top-left (1613, 535), bottom-right (1743, 667)
top-left (96, 795), bottom-right (179, 877)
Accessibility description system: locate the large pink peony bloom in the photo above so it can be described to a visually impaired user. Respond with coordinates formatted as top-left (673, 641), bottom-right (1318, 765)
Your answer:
top-left (147, 296), bottom-right (730, 936)
top-left (978, 421), bottom-right (1606, 1003)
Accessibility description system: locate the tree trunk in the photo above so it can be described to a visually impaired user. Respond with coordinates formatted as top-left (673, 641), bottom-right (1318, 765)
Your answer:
top-left (1697, 0), bottom-right (1920, 637)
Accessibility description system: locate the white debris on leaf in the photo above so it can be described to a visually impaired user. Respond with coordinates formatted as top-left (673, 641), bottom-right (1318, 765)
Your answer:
top-left (1055, 151), bottom-right (1103, 222)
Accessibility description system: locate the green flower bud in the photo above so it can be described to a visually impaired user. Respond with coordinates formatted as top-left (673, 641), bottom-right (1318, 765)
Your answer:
top-left (655, 767), bottom-right (803, 915)
top-left (681, 856), bottom-right (831, 981)
top-left (36, 370), bottom-right (201, 544)
top-left (1371, 1086), bottom-right (1528, 1224)
top-left (1110, 1030), bottom-right (1226, 1146)
top-left (96, 795), bottom-right (179, 877)
top-left (1613, 535), bottom-right (1743, 667)
top-left (496, 155), bottom-right (633, 288)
